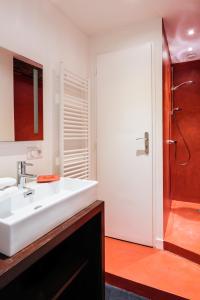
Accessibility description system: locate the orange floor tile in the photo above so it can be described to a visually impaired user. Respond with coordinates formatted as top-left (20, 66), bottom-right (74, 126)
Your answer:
top-left (105, 237), bottom-right (200, 300)
top-left (165, 200), bottom-right (200, 262)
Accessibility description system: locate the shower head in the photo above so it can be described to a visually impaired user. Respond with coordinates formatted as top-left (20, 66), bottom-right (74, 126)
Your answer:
top-left (172, 80), bottom-right (195, 91)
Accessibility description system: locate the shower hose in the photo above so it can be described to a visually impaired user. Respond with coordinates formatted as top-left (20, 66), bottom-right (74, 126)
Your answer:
top-left (173, 113), bottom-right (191, 166)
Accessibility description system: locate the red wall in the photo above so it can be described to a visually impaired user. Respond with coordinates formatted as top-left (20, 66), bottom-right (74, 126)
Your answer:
top-left (162, 24), bottom-right (172, 234)
top-left (171, 60), bottom-right (200, 203)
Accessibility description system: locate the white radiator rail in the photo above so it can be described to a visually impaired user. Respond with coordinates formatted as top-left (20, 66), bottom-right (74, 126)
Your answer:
top-left (60, 64), bottom-right (90, 179)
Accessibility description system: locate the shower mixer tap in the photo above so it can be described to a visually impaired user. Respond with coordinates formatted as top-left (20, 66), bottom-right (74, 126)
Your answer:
top-left (173, 107), bottom-right (182, 112)
top-left (171, 107), bottom-right (182, 115)
top-left (167, 140), bottom-right (177, 145)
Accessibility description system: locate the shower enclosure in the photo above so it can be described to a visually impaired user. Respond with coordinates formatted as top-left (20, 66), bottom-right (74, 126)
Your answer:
top-left (170, 79), bottom-right (194, 166)
top-left (164, 59), bottom-right (200, 264)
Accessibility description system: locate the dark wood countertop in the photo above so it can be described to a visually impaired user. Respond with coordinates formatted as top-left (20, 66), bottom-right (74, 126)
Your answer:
top-left (0, 200), bottom-right (104, 289)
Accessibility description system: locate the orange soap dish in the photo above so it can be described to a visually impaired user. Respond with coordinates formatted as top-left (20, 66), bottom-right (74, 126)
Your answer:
top-left (37, 175), bottom-right (60, 183)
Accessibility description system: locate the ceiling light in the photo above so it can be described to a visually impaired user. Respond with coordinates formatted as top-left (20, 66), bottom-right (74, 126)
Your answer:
top-left (188, 29), bottom-right (194, 36)
top-left (188, 47), bottom-right (193, 52)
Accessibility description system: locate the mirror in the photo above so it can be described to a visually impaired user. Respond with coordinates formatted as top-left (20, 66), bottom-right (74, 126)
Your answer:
top-left (0, 47), bottom-right (43, 141)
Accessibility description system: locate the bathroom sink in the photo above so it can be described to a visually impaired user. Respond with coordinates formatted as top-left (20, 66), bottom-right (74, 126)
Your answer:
top-left (0, 177), bottom-right (97, 256)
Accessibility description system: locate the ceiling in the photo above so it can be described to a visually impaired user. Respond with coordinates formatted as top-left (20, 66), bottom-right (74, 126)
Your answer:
top-left (50, 0), bottom-right (200, 63)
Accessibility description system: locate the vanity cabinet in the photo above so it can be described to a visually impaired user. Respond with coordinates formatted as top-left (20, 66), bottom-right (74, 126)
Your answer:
top-left (0, 201), bottom-right (105, 300)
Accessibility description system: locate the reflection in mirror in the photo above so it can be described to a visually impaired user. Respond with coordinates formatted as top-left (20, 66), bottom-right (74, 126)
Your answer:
top-left (0, 47), bottom-right (43, 141)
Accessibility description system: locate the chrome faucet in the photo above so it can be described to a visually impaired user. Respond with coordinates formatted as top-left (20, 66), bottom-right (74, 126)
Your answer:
top-left (17, 161), bottom-right (36, 190)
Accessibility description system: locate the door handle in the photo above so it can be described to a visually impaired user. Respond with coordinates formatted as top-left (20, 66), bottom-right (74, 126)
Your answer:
top-left (136, 132), bottom-right (149, 155)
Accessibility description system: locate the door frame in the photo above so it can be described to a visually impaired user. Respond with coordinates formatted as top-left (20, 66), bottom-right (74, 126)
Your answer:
top-left (151, 42), bottom-right (163, 249)
top-left (91, 42), bottom-right (163, 249)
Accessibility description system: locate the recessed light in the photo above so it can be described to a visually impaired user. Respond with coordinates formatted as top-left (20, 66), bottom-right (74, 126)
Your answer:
top-left (188, 47), bottom-right (193, 52)
top-left (188, 29), bottom-right (195, 36)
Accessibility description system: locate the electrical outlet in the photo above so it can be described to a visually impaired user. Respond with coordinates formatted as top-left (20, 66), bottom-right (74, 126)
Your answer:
top-left (27, 146), bottom-right (42, 160)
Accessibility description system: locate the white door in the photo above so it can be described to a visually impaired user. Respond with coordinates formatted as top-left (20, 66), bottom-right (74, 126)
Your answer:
top-left (97, 44), bottom-right (153, 246)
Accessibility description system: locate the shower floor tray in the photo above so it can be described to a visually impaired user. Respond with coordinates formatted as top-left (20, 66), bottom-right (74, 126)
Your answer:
top-left (164, 200), bottom-right (200, 264)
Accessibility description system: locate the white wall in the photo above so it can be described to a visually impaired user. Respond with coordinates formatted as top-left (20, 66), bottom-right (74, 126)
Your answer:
top-left (0, 0), bottom-right (89, 178)
top-left (89, 18), bottom-right (164, 247)
top-left (0, 47), bottom-right (14, 141)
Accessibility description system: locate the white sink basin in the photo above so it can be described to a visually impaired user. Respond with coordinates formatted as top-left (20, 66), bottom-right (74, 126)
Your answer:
top-left (0, 177), bottom-right (97, 256)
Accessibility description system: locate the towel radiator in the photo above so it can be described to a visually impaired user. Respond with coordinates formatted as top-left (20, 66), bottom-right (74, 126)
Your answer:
top-left (59, 64), bottom-right (90, 179)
